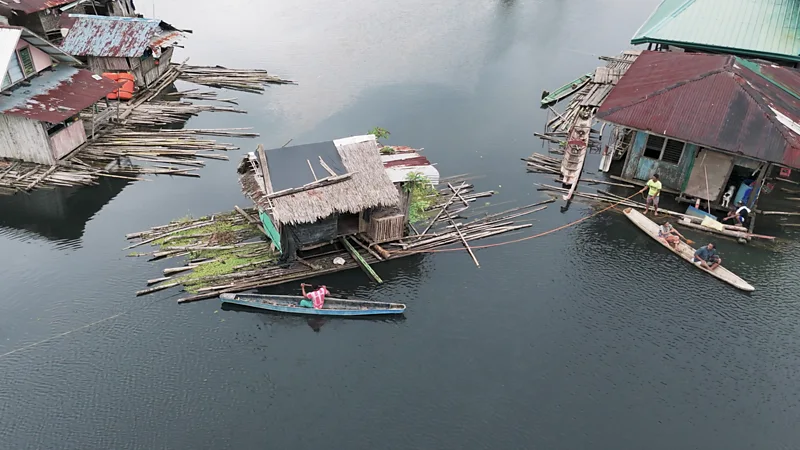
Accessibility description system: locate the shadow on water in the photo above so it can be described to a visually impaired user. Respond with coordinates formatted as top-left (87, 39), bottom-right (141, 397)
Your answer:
top-left (0, 178), bottom-right (131, 246)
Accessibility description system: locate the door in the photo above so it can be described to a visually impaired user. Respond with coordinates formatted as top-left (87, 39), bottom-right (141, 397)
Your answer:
top-left (683, 149), bottom-right (734, 201)
top-left (635, 157), bottom-right (657, 181)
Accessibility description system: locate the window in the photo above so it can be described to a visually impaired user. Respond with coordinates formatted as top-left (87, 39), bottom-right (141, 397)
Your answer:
top-left (1, 72), bottom-right (10, 90)
top-left (642, 134), bottom-right (685, 164)
top-left (17, 47), bottom-right (35, 77)
top-left (643, 135), bottom-right (665, 159)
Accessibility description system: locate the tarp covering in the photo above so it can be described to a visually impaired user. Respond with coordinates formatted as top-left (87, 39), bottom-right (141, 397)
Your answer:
top-left (258, 209), bottom-right (281, 253)
top-left (265, 141), bottom-right (346, 192)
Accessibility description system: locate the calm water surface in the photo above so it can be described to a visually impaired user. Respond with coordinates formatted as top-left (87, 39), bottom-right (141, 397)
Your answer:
top-left (2, 0), bottom-right (800, 448)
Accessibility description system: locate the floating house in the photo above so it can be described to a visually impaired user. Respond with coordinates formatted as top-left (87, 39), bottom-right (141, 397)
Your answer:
top-left (0, 25), bottom-right (117, 164)
top-left (632, 0), bottom-right (800, 66)
top-left (59, 14), bottom-right (187, 89)
top-left (597, 51), bottom-right (800, 215)
top-left (0, 0), bottom-right (137, 43)
top-left (238, 135), bottom-right (404, 260)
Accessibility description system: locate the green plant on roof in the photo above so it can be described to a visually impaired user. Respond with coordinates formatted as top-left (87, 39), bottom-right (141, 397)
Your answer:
top-left (380, 146), bottom-right (395, 155)
top-left (404, 172), bottom-right (437, 223)
top-left (368, 127), bottom-right (391, 140)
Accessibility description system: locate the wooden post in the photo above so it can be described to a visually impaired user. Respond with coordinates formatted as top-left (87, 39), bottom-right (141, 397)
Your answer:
top-left (340, 237), bottom-right (383, 283)
top-left (748, 163), bottom-right (770, 235)
top-left (444, 209), bottom-right (479, 267)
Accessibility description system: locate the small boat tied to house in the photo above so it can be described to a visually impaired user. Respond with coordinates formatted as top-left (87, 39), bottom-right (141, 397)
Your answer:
top-left (220, 293), bottom-right (406, 316)
top-left (623, 208), bottom-right (754, 292)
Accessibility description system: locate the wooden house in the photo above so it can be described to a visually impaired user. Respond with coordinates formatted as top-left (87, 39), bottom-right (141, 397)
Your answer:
top-left (238, 135), bottom-right (402, 259)
top-left (597, 51), bottom-right (800, 216)
top-left (632, 0), bottom-right (800, 67)
top-left (59, 14), bottom-right (187, 89)
top-left (0, 0), bottom-right (136, 43)
top-left (0, 25), bottom-right (117, 165)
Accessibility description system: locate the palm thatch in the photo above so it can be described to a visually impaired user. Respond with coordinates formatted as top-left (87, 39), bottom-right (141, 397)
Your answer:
top-left (239, 135), bottom-right (400, 225)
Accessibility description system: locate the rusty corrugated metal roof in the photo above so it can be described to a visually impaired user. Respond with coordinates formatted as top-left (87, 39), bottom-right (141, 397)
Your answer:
top-left (0, 65), bottom-right (118, 122)
top-left (597, 51), bottom-right (800, 169)
top-left (59, 14), bottom-right (185, 57)
top-left (4, 0), bottom-right (74, 14)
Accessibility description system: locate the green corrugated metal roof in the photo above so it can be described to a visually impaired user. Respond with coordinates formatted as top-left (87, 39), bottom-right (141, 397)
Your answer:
top-left (632, 0), bottom-right (800, 62)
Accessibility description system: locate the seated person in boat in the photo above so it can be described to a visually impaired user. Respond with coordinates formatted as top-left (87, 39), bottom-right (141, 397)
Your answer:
top-left (657, 222), bottom-right (684, 249)
top-left (640, 174), bottom-right (662, 216)
top-left (300, 283), bottom-right (329, 309)
top-left (693, 243), bottom-right (721, 271)
top-left (722, 202), bottom-right (751, 226)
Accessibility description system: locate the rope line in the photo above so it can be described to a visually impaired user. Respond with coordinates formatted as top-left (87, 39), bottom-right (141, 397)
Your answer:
top-left (397, 188), bottom-right (644, 254)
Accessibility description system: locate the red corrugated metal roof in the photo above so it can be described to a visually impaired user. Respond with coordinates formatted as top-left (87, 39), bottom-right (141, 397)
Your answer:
top-left (0, 65), bottom-right (118, 123)
top-left (597, 51), bottom-right (800, 169)
top-left (5, 0), bottom-right (74, 14)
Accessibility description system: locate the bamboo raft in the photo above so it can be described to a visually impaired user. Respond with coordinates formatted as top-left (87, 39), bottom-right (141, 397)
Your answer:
top-left (125, 177), bottom-right (554, 303)
top-left (175, 65), bottom-right (295, 93)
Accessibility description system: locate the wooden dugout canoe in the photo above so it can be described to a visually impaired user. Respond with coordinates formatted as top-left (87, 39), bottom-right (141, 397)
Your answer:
top-left (623, 208), bottom-right (755, 292)
top-left (219, 293), bottom-right (407, 316)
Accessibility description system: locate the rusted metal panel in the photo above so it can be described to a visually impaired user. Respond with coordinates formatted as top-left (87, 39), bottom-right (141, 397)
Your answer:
top-left (5, 0), bottom-right (74, 14)
top-left (49, 118), bottom-right (86, 159)
top-left (59, 14), bottom-right (185, 58)
top-left (598, 51), bottom-right (800, 169)
top-left (0, 65), bottom-right (118, 123)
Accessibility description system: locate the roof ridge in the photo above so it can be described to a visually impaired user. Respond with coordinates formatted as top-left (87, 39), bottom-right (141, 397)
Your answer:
top-left (638, 0), bottom-right (697, 37)
top-left (733, 72), bottom-right (800, 150)
top-left (599, 57), bottom-right (728, 118)
top-left (734, 57), bottom-right (800, 102)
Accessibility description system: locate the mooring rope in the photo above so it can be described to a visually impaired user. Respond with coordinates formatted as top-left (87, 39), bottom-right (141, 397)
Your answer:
top-left (396, 188), bottom-right (645, 254)
top-left (0, 296), bottom-right (164, 361)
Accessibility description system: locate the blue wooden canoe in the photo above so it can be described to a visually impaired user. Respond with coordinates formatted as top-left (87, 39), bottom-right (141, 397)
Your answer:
top-left (219, 293), bottom-right (406, 316)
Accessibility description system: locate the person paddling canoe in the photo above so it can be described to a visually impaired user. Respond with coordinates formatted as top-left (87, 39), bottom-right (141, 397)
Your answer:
top-left (300, 283), bottom-right (329, 309)
top-left (658, 222), bottom-right (685, 250)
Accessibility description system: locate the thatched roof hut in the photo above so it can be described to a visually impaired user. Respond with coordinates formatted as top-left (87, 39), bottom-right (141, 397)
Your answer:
top-left (240, 135), bottom-right (399, 225)
top-left (239, 135), bottom-right (405, 254)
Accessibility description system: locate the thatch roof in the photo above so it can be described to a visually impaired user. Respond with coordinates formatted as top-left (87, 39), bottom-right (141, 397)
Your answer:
top-left (239, 135), bottom-right (400, 225)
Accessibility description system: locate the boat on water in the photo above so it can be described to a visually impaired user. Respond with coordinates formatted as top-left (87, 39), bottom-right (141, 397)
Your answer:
top-left (541, 72), bottom-right (592, 105)
top-left (623, 208), bottom-right (755, 292)
top-left (219, 293), bottom-right (407, 316)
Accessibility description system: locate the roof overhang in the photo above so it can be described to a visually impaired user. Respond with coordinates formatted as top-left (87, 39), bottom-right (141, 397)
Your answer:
top-left (630, 38), bottom-right (800, 63)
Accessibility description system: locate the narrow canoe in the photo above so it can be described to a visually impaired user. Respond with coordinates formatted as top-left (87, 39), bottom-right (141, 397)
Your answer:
top-left (541, 72), bottom-right (592, 105)
top-left (623, 208), bottom-right (755, 292)
top-left (219, 293), bottom-right (407, 316)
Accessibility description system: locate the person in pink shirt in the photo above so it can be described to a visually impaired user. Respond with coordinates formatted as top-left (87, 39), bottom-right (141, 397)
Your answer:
top-left (300, 283), bottom-right (329, 309)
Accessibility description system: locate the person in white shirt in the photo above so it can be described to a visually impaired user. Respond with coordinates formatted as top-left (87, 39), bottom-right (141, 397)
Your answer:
top-left (723, 202), bottom-right (751, 226)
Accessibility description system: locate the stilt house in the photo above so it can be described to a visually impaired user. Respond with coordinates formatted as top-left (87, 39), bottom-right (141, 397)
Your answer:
top-left (597, 51), bottom-right (800, 216)
top-left (0, 25), bottom-right (118, 164)
top-left (0, 0), bottom-right (137, 43)
top-left (58, 14), bottom-right (187, 89)
top-left (238, 135), bottom-right (402, 258)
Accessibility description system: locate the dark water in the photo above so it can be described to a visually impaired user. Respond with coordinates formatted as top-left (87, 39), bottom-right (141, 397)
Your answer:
top-left (2, 1), bottom-right (800, 448)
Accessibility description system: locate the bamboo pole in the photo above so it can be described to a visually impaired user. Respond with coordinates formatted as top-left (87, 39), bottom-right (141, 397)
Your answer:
top-left (444, 209), bottom-right (479, 267)
top-left (340, 238), bottom-right (383, 283)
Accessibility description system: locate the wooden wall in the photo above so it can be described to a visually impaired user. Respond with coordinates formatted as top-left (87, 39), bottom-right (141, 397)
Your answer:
top-left (88, 56), bottom-right (131, 73)
top-left (622, 131), bottom-right (697, 191)
top-left (290, 214), bottom-right (339, 246)
top-left (49, 120), bottom-right (87, 160)
top-left (0, 115), bottom-right (54, 165)
top-left (368, 210), bottom-right (405, 243)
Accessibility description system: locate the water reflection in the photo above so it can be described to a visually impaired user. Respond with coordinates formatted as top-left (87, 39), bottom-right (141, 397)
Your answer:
top-left (0, 178), bottom-right (130, 246)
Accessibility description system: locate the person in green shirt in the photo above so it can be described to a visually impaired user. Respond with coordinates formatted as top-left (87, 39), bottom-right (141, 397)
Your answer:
top-left (640, 174), bottom-right (662, 216)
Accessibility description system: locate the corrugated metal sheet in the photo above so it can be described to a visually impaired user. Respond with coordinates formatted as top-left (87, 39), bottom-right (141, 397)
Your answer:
top-left (59, 14), bottom-right (185, 57)
top-left (5, 0), bottom-right (74, 14)
top-left (0, 65), bottom-right (118, 122)
top-left (597, 51), bottom-right (800, 169)
top-left (381, 151), bottom-right (440, 185)
top-left (632, 0), bottom-right (800, 62)
top-left (0, 25), bottom-right (79, 80)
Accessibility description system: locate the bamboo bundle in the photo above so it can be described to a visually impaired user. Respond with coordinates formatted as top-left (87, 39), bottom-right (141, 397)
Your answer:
top-left (175, 64), bottom-right (295, 93)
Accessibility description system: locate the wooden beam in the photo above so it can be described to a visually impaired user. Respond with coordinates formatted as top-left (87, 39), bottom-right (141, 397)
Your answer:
top-left (340, 237), bottom-right (383, 283)
top-left (267, 173), bottom-right (352, 199)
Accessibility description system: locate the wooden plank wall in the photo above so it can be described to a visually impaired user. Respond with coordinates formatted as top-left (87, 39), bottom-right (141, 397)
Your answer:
top-left (0, 115), bottom-right (54, 165)
top-left (49, 120), bottom-right (87, 160)
top-left (368, 214), bottom-right (405, 243)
